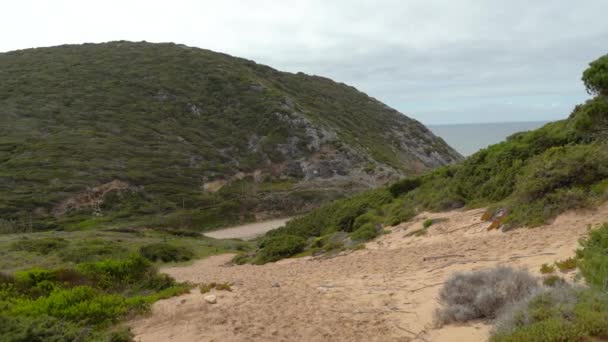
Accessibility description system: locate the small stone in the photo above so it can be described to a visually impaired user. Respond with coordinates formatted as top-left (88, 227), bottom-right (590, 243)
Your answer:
top-left (271, 282), bottom-right (280, 288)
top-left (204, 295), bottom-right (217, 304)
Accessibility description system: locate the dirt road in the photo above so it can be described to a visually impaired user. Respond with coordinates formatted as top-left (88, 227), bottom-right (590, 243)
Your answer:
top-left (131, 204), bottom-right (608, 341)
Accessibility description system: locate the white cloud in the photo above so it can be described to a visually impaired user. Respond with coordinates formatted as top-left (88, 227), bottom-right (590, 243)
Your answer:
top-left (1, 0), bottom-right (607, 124)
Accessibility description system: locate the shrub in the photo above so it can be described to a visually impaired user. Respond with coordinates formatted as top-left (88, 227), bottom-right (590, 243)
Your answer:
top-left (577, 223), bottom-right (608, 289)
top-left (435, 266), bottom-right (538, 325)
top-left (139, 243), bottom-right (195, 263)
top-left (350, 223), bottom-right (377, 242)
top-left (492, 286), bottom-right (608, 341)
top-left (423, 219), bottom-right (434, 229)
top-left (582, 54), bottom-right (608, 96)
top-left (59, 239), bottom-right (129, 263)
top-left (10, 238), bottom-right (68, 255)
top-left (539, 264), bottom-right (555, 274)
top-left (77, 255), bottom-right (155, 290)
top-left (555, 257), bottom-right (577, 273)
top-left (542, 275), bottom-right (565, 287)
top-left (388, 177), bottom-right (421, 197)
top-left (0, 314), bottom-right (84, 342)
top-left (258, 235), bottom-right (306, 263)
top-left (199, 282), bottom-right (232, 294)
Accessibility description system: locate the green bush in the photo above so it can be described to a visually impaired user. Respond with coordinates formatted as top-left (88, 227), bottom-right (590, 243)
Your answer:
top-left (388, 177), bottom-right (421, 197)
top-left (582, 54), bottom-right (608, 96)
top-left (10, 238), bottom-right (68, 255)
top-left (350, 223), bottom-right (378, 242)
top-left (139, 243), bottom-right (194, 263)
top-left (258, 235), bottom-right (306, 263)
top-left (542, 275), bottom-right (565, 287)
top-left (492, 286), bottom-right (608, 342)
top-left (77, 255), bottom-right (155, 290)
top-left (0, 314), bottom-right (84, 342)
top-left (59, 239), bottom-right (129, 263)
top-left (539, 264), bottom-right (555, 274)
top-left (577, 223), bottom-right (608, 289)
top-left (423, 219), bottom-right (434, 229)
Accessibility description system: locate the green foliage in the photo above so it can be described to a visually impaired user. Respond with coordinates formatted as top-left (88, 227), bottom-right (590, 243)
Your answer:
top-left (542, 275), bottom-right (565, 287)
top-left (76, 255), bottom-right (156, 291)
top-left (0, 252), bottom-right (187, 342)
top-left (577, 223), bottom-right (608, 289)
top-left (423, 219), bottom-right (434, 229)
top-left (539, 264), bottom-right (555, 274)
top-left (139, 243), bottom-right (195, 263)
top-left (582, 54), bottom-right (608, 96)
top-left (388, 177), bottom-right (421, 197)
top-left (58, 239), bottom-right (129, 263)
top-left (554, 257), bottom-right (577, 273)
top-left (10, 238), bottom-right (68, 255)
top-left (491, 287), bottom-right (608, 342)
top-left (0, 41), bottom-right (458, 233)
top-left (258, 235), bottom-right (306, 263)
top-left (350, 223), bottom-right (378, 242)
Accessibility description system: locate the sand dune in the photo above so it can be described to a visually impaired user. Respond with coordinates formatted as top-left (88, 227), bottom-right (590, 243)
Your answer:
top-left (131, 204), bottom-right (608, 341)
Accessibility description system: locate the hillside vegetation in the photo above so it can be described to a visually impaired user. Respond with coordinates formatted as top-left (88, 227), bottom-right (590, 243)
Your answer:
top-left (0, 41), bottom-right (460, 233)
top-left (248, 54), bottom-right (608, 263)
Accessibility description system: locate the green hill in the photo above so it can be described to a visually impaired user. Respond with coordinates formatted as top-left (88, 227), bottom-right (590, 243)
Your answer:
top-left (0, 41), bottom-right (461, 232)
top-left (249, 53), bottom-right (608, 263)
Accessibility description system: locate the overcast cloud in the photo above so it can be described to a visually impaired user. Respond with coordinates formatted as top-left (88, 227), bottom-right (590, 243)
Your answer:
top-left (2, 0), bottom-right (607, 124)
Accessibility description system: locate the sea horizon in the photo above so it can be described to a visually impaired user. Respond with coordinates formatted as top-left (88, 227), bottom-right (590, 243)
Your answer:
top-left (428, 120), bottom-right (550, 156)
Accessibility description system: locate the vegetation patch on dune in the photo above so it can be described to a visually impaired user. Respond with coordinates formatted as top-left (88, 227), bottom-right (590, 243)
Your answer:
top-left (0, 255), bottom-right (191, 341)
top-left (247, 53), bottom-right (608, 263)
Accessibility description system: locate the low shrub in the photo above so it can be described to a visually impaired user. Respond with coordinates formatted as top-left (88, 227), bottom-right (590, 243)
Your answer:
top-left (492, 286), bottom-right (608, 341)
top-left (10, 238), bottom-right (68, 255)
top-left (350, 223), bottom-right (378, 242)
top-left (77, 255), bottom-right (155, 291)
top-left (0, 314), bottom-right (84, 342)
top-left (59, 239), bottom-right (129, 263)
top-left (388, 177), bottom-right (421, 197)
top-left (258, 235), bottom-right (306, 263)
top-left (539, 263), bottom-right (555, 274)
top-left (435, 266), bottom-right (538, 326)
top-left (542, 275), bottom-right (565, 287)
top-left (139, 243), bottom-right (195, 263)
top-left (423, 219), bottom-right (434, 229)
top-left (200, 282), bottom-right (232, 294)
top-left (577, 223), bottom-right (608, 289)
top-left (555, 257), bottom-right (577, 273)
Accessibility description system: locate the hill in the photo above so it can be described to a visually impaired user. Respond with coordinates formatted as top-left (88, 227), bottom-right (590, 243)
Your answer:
top-left (0, 41), bottom-right (461, 232)
top-left (249, 53), bottom-right (608, 263)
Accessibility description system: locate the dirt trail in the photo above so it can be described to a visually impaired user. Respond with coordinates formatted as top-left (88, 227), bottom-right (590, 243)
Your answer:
top-left (131, 204), bottom-right (608, 342)
top-left (203, 218), bottom-right (291, 240)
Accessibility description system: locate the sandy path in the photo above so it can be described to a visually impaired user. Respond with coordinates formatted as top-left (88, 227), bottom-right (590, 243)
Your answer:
top-left (131, 204), bottom-right (608, 342)
top-left (203, 218), bottom-right (291, 240)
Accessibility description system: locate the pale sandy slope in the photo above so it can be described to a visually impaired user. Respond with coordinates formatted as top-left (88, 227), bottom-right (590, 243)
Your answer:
top-left (131, 204), bottom-right (608, 342)
top-left (203, 218), bottom-right (291, 240)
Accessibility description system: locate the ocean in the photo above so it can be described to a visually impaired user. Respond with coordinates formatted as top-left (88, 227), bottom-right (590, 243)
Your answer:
top-left (428, 121), bottom-right (550, 157)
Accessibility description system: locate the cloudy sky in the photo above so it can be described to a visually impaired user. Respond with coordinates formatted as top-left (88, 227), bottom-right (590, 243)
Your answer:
top-left (2, 1), bottom-right (607, 124)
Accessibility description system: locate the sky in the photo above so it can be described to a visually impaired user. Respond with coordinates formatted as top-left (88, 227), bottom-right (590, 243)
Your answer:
top-left (1, 1), bottom-right (607, 124)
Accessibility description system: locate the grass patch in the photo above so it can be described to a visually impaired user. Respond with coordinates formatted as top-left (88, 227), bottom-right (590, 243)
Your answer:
top-left (0, 254), bottom-right (190, 341)
top-left (555, 257), bottom-right (577, 273)
top-left (539, 263), bottom-right (555, 274)
top-left (423, 219), bottom-right (434, 229)
top-left (140, 243), bottom-right (195, 263)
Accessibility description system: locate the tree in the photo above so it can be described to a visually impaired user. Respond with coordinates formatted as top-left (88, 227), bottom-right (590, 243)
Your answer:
top-left (582, 54), bottom-right (608, 96)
